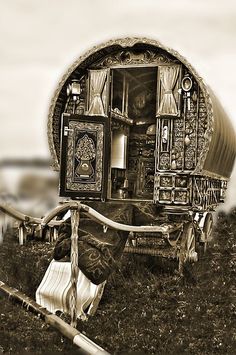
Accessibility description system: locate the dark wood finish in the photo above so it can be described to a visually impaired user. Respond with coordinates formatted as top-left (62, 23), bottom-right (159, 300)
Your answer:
top-left (59, 114), bottom-right (110, 200)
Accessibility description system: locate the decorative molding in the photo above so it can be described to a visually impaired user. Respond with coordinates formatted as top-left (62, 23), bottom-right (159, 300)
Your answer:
top-left (66, 121), bottom-right (104, 192)
top-left (184, 97), bottom-right (198, 170)
top-left (93, 50), bottom-right (178, 68)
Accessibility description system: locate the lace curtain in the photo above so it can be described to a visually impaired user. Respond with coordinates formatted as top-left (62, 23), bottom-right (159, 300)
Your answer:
top-left (157, 65), bottom-right (180, 116)
top-left (88, 69), bottom-right (108, 116)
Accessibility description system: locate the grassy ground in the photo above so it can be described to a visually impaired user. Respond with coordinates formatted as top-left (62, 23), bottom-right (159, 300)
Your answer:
top-left (0, 210), bottom-right (236, 354)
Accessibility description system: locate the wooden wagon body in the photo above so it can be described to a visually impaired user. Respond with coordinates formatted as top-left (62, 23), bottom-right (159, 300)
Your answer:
top-left (47, 37), bottom-right (236, 214)
top-left (45, 37), bottom-right (236, 267)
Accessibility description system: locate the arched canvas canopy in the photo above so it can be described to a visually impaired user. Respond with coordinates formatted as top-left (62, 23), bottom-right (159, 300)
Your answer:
top-left (48, 37), bottom-right (236, 182)
top-left (200, 88), bottom-right (236, 178)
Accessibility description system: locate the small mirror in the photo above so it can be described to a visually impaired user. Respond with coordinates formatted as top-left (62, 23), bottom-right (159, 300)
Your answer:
top-left (181, 76), bottom-right (193, 92)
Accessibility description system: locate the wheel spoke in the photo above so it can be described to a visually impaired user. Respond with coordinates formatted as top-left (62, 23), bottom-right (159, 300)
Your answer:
top-left (204, 213), bottom-right (213, 246)
top-left (187, 231), bottom-right (194, 251)
top-left (179, 222), bottom-right (197, 267)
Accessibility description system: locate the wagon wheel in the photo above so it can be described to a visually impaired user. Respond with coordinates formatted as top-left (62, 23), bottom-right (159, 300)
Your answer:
top-left (178, 222), bottom-right (198, 276)
top-left (202, 212), bottom-right (213, 253)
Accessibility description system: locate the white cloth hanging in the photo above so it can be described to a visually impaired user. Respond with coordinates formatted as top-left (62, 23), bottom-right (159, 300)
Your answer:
top-left (158, 65), bottom-right (180, 116)
top-left (87, 69), bottom-right (108, 116)
top-left (36, 260), bottom-right (106, 320)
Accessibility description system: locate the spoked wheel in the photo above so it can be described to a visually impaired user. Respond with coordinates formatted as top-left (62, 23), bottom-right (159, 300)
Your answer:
top-left (178, 222), bottom-right (198, 275)
top-left (202, 212), bottom-right (213, 253)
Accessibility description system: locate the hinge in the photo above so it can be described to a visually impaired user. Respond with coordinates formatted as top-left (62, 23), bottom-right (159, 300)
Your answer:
top-left (63, 126), bottom-right (73, 136)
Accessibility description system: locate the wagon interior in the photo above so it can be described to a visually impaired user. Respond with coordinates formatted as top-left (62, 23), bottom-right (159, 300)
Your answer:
top-left (110, 67), bottom-right (157, 200)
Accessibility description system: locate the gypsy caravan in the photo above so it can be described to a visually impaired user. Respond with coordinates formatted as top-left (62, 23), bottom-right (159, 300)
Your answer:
top-left (46, 37), bottom-right (236, 272)
top-left (1, 37), bottom-right (236, 341)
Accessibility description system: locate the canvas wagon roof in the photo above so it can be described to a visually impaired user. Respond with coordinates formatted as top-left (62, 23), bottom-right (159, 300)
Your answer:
top-left (199, 87), bottom-right (236, 178)
top-left (48, 37), bottom-right (236, 179)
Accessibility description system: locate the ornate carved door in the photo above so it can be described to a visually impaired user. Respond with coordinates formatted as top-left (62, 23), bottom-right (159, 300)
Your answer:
top-left (59, 114), bottom-right (110, 200)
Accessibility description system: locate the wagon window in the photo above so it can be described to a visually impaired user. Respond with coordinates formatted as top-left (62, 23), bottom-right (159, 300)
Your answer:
top-left (111, 70), bottom-right (129, 117)
top-left (111, 67), bottom-right (157, 121)
top-left (87, 69), bottom-right (110, 116)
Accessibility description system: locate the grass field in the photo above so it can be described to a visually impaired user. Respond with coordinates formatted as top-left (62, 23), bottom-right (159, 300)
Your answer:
top-left (0, 210), bottom-right (236, 354)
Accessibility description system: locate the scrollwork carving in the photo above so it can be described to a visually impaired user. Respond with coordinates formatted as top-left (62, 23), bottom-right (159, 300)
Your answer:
top-left (184, 97), bottom-right (198, 170)
top-left (66, 121), bottom-right (104, 192)
top-left (93, 49), bottom-right (178, 68)
top-left (172, 118), bottom-right (184, 169)
top-left (159, 153), bottom-right (170, 170)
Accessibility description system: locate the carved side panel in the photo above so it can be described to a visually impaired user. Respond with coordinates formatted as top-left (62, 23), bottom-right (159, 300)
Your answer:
top-left (52, 100), bottom-right (63, 167)
top-left (197, 91), bottom-right (208, 160)
top-left (184, 96), bottom-right (198, 170)
top-left (172, 118), bottom-right (184, 170)
top-left (60, 115), bottom-right (109, 199)
top-left (153, 174), bottom-right (190, 205)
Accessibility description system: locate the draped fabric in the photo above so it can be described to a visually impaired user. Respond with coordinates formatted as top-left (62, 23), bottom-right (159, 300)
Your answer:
top-left (88, 69), bottom-right (108, 116)
top-left (157, 65), bottom-right (180, 116)
top-left (52, 202), bottom-right (164, 284)
top-left (36, 260), bottom-right (106, 320)
top-left (53, 202), bottom-right (133, 285)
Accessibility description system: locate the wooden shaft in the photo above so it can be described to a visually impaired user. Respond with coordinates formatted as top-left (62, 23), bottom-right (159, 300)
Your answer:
top-left (0, 202), bottom-right (63, 227)
top-left (70, 208), bottom-right (80, 328)
top-left (43, 201), bottom-right (180, 234)
top-left (0, 201), bottom-right (180, 235)
top-left (42, 202), bottom-right (79, 226)
top-left (79, 203), bottom-right (179, 234)
top-left (0, 281), bottom-right (110, 354)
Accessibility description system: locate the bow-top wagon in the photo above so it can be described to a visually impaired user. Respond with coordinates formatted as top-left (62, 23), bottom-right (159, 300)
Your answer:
top-left (46, 37), bottom-right (236, 273)
top-left (1, 38), bottom-right (236, 348)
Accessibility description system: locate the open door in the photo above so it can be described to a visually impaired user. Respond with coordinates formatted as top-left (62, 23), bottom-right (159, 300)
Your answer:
top-left (59, 114), bottom-right (110, 200)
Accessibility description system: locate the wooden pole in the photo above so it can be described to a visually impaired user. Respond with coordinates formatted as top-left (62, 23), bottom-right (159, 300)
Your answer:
top-left (70, 207), bottom-right (80, 328)
top-left (0, 202), bottom-right (63, 227)
top-left (0, 281), bottom-right (110, 354)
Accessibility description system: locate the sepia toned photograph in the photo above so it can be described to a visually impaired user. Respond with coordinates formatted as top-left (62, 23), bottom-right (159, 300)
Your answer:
top-left (0, 1), bottom-right (236, 354)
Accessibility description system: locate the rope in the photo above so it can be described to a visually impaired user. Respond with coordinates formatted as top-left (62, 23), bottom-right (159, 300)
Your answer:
top-left (70, 207), bottom-right (80, 328)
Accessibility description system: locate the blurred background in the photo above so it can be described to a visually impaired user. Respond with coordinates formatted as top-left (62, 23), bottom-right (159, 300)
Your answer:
top-left (0, 0), bottom-right (236, 216)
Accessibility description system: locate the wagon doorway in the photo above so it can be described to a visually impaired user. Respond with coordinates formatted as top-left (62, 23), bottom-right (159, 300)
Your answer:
top-left (110, 67), bottom-right (158, 200)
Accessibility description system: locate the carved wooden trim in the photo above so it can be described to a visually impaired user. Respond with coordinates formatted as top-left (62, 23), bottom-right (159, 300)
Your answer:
top-left (66, 121), bottom-right (104, 192)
